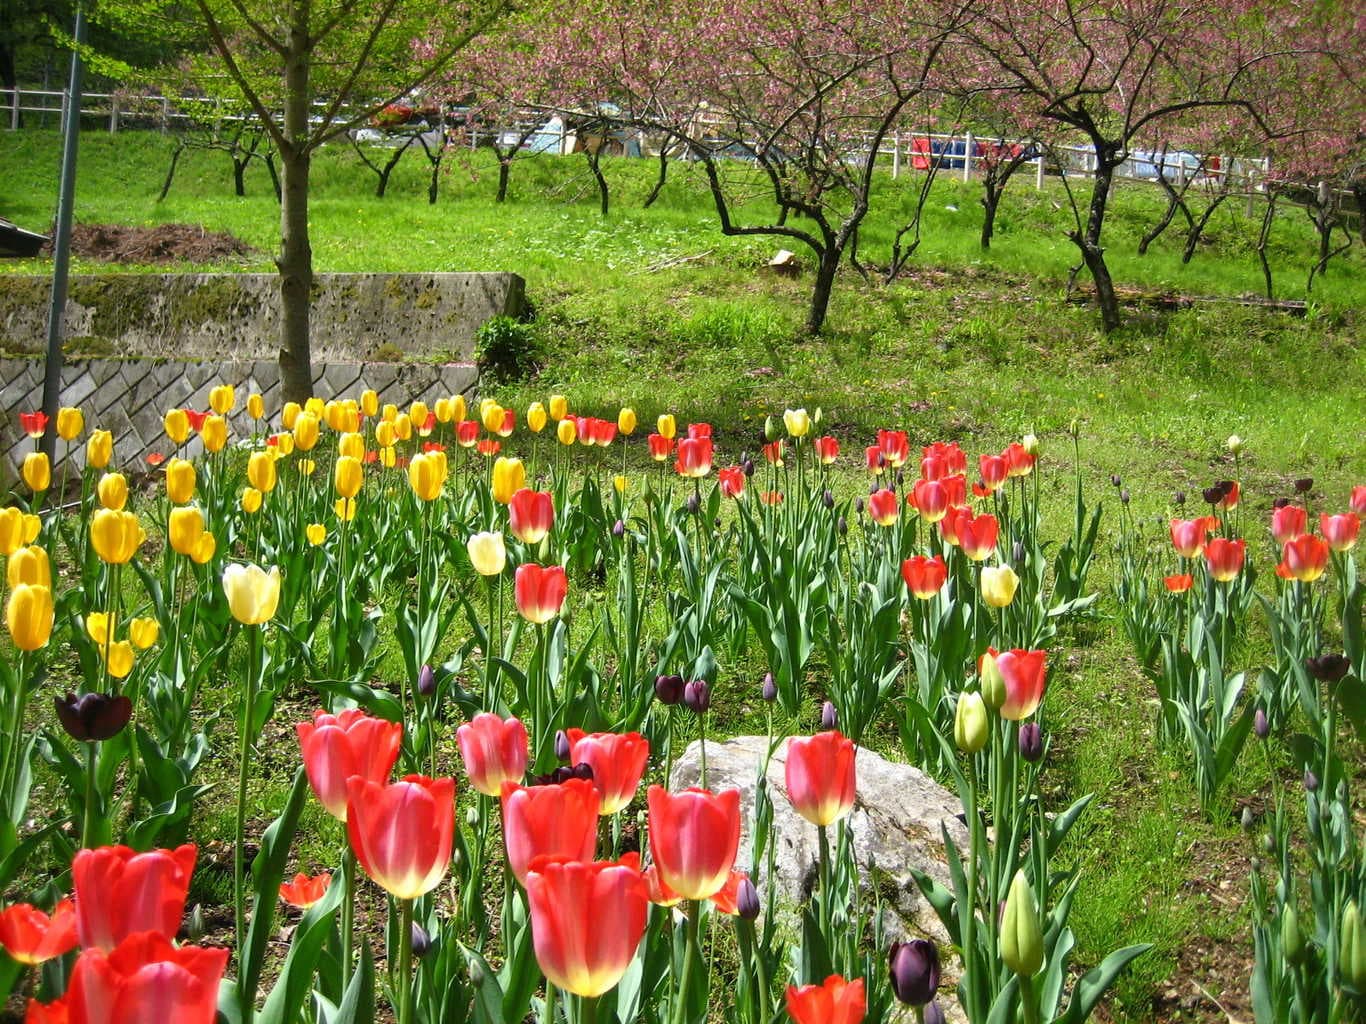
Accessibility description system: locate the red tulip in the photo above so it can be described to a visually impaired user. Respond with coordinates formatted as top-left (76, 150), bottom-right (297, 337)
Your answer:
top-left (296, 708), bottom-right (403, 820)
top-left (279, 872), bottom-right (331, 909)
top-left (564, 729), bottom-right (650, 815)
top-left (1003, 442), bottom-right (1035, 477)
top-left (956, 510), bottom-right (1000, 561)
top-left (762, 440), bottom-right (785, 466)
top-left (1169, 518), bottom-right (1209, 559)
top-left (1351, 486), bottom-right (1366, 516)
top-left (990, 648), bottom-right (1048, 721)
top-left (868, 488), bottom-right (898, 527)
top-left (183, 409), bottom-right (208, 432)
top-left (1164, 574), bottom-right (1194, 594)
top-left (476, 439), bottom-right (500, 456)
top-left (457, 713), bottom-right (529, 797)
top-left (1321, 513), bottom-right (1360, 552)
top-left (675, 437), bottom-right (713, 478)
top-left (509, 489), bottom-right (555, 544)
top-left (922, 441), bottom-right (966, 477)
top-left (978, 454), bottom-right (1007, 492)
top-left (346, 775), bottom-right (455, 900)
top-left (939, 505), bottom-right (968, 547)
top-left (1215, 481), bottom-right (1240, 511)
top-left (908, 479), bottom-right (949, 523)
top-left (785, 974), bottom-right (867, 1024)
top-left (647, 786), bottom-right (741, 901)
top-left (648, 433), bottom-right (675, 461)
top-left (456, 420), bottom-right (479, 447)
top-left (72, 844), bottom-right (196, 951)
top-left (0, 900), bottom-right (77, 965)
top-left (877, 430), bottom-right (909, 469)
top-left (19, 411), bottom-right (48, 439)
top-left (1271, 505), bottom-right (1307, 546)
top-left (719, 466), bottom-right (746, 498)
top-left (785, 731), bottom-right (856, 827)
top-left (1204, 537), bottom-right (1246, 582)
top-left (34, 931), bottom-right (228, 1024)
top-left (901, 555), bottom-right (947, 599)
top-left (525, 854), bottom-right (649, 998)
top-left (865, 446), bottom-right (885, 475)
top-left (813, 435), bottom-right (839, 464)
top-left (687, 423), bottom-right (712, 440)
top-left (502, 779), bottom-right (600, 885)
top-left (943, 473), bottom-right (967, 507)
top-left (1282, 534), bottom-right (1329, 583)
top-left (515, 563), bottom-right (568, 624)
top-left (498, 409), bottom-right (516, 437)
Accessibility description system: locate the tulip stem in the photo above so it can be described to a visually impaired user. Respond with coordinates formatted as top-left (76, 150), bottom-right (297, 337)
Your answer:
top-left (672, 900), bottom-right (701, 1024)
top-left (544, 981), bottom-right (559, 1024)
top-left (396, 897), bottom-right (414, 1024)
top-left (341, 842), bottom-right (356, 992)
top-left (1018, 972), bottom-right (1040, 1024)
top-left (234, 622), bottom-right (261, 1015)
top-left (578, 994), bottom-right (598, 1024)
top-left (81, 740), bottom-right (97, 848)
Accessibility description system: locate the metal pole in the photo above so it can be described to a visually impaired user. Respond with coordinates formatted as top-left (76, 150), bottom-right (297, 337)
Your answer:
top-left (41, 3), bottom-right (85, 466)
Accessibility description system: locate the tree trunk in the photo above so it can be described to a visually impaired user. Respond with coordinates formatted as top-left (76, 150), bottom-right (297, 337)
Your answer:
top-left (804, 248), bottom-right (839, 335)
top-left (980, 186), bottom-right (1000, 249)
top-left (586, 148), bottom-right (609, 216)
top-left (497, 158), bottom-right (510, 202)
top-left (643, 148), bottom-right (668, 208)
top-left (233, 155), bottom-right (249, 196)
top-left (1071, 156), bottom-right (1120, 332)
top-left (277, 13), bottom-right (314, 404)
top-left (158, 144), bottom-right (184, 202)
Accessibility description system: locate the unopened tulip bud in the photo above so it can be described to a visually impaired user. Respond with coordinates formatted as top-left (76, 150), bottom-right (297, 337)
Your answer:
top-left (924, 1002), bottom-right (946, 1024)
top-left (1241, 807), bottom-right (1255, 832)
top-left (418, 664), bottom-right (436, 698)
top-left (1120, 489), bottom-right (1130, 505)
top-left (823, 489), bottom-right (834, 509)
top-left (188, 904), bottom-right (207, 942)
top-left (1254, 708), bottom-right (1270, 739)
top-left (1273, 497), bottom-right (1290, 509)
top-left (655, 674), bottom-right (684, 705)
top-left (888, 938), bottom-right (940, 1007)
top-left (1342, 901), bottom-right (1366, 989)
top-left (683, 680), bottom-right (710, 714)
top-left (612, 520), bottom-right (626, 538)
top-left (821, 701), bottom-right (838, 730)
top-left (1262, 832), bottom-right (1275, 854)
top-left (1226, 435), bottom-right (1243, 455)
top-left (737, 877), bottom-right (761, 920)
top-left (837, 516), bottom-right (847, 535)
top-left (1110, 474), bottom-right (1122, 488)
top-left (954, 692), bottom-right (988, 754)
top-left (1281, 905), bottom-right (1306, 965)
top-left (743, 458), bottom-right (756, 477)
top-left (1174, 490), bottom-right (1186, 506)
top-left (555, 729), bottom-right (572, 762)
top-left (1022, 434), bottom-right (1039, 456)
top-left (761, 673), bottom-right (777, 703)
top-left (411, 922), bottom-right (433, 958)
top-left (854, 498), bottom-right (865, 514)
top-left (980, 653), bottom-right (1006, 710)
top-left (1304, 769), bottom-right (1319, 792)
top-left (1001, 870), bottom-right (1044, 977)
top-left (1019, 722), bottom-right (1043, 763)
top-left (763, 416), bottom-right (778, 442)
top-left (686, 493), bottom-right (700, 515)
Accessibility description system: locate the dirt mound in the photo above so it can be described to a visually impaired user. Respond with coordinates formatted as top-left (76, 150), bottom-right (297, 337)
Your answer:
top-left (55, 223), bottom-right (256, 264)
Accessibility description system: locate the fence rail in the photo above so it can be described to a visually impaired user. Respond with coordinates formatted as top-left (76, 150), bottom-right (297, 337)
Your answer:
top-left (3, 86), bottom-right (1270, 194)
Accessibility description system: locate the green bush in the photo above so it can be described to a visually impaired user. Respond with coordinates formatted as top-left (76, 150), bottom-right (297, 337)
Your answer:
top-left (476, 314), bottom-right (544, 385)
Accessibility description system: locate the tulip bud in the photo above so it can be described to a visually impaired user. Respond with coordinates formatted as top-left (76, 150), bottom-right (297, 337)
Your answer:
top-left (1226, 435), bottom-right (1243, 455)
top-left (737, 877), bottom-right (760, 920)
top-left (1272, 497), bottom-right (1290, 509)
top-left (763, 415), bottom-right (778, 442)
top-left (1342, 901), bottom-right (1366, 990)
top-left (1241, 806), bottom-right (1255, 832)
top-left (22, 452), bottom-right (50, 492)
top-left (1304, 769), bottom-right (1320, 792)
top-left (1022, 433), bottom-right (1039, 456)
top-left (555, 729), bottom-right (572, 762)
top-left (1173, 490), bottom-right (1186, 506)
top-left (166, 457), bottom-right (196, 504)
top-left (411, 922), bottom-right (433, 958)
top-left (655, 674), bottom-right (684, 705)
top-left (1254, 708), bottom-right (1269, 739)
top-left (1279, 905), bottom-right (1306, 965)
top-left (821, 701), bottom-right (838, 730)
top-left (418, 664), bottom-right (436, 698)
top-left (618, 407), bottom-right (637, 435)
top-left (1120, 489), bottom-right (1130, 505)
top-left (924, 1003), bottom-right (946, 1024)
top-left (5, 583), bottom-right (54, 651)
top-left (837, 516), bottom-right (847, 535)
top-left (980, 653), bottom-right (1006, 710)
top-left (683, 680), bottom-right (710, 714)
top-left (1001, 870), bottom-right (1044, 977)
top-left (1111, 474), bottom-right (1122, 488)
top-left (761, 673), bottom-right (777, 702)
top-left (823, 489), bottom-right (834, 509)
top-left (954, 692), bottom-right (988, 754)
top-left (888, 938), bottom-right (940, 1006)
top-left (187, 904), bottom-right (208, 942)
top-left (97, 472), bottom-right (128, 511)
top-left (1018, 722), bottom-right (1044, 763)
top-left (612, 519), bottom-right (626, 538)
top-left (686, 493), bottom-right (700, 516)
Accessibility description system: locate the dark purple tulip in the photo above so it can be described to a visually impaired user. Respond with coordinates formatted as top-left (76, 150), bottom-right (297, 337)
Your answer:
top-left (612, 519), bottom-right (626, 538)
top-left (1173, 490), bottom-right (1186, 506)
top-left (555, 729), bottom-right (572, 762)
top-left (823, 489), bottom-right (835, 509)
top-left (1110, 475), bottom-right (1122, 488)
top-left (655, 674), bottom-right (685, 705)
top-left (1295, 478), bottom-right (1314, 494)
top-left (533, 763), bottom-right (595, 786)
top-left (868, 481), bottom-right (881, 496)
top-left (924, 1002), bottom-right (946, 1024)
top-left (1305, 769), bottom-right (1319, 792)
top-left (417, 664), bottom-right (437, 698)
top-left (1273, 497), bottom-right (1291, 510)
top-left (55, 692), bottom-right (132, 742)
top-left (854, 498), bottom-right (865, 515)
top-left (743, 459), bottom-right (756, 477)
top-left (686, 493), bottom-right (700, 515)
top-left (888, 939), bottom-right (940, 1006)
top-left (1202, 486), bottom-right (1225, 506)
top-left (1120, 489), bottom-right (1130, 505)
top-left (1305, 653), bottom-right (1351, 683)
top-left (821, 701), bottom-right (838, 730)
top-left (1019, 722), bottom-right (1044, 763)
top-left (736, 877), bottom-right (760, 920)
top-left (1218, 480), bottom-right (1237, 497)
top-left (1254, 708), bottom-right (1270, 739)
top-left (837, 517), bottom-right (847, 535)
top-left (761, 673), bottom-right (777, 703)
top-left (411, 922), bottom-right (432, 958)
top-left (684, 680), bottom-right (711, 714)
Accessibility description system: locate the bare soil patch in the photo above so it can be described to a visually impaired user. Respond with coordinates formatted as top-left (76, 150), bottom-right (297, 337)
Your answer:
top-left (47, 223), bottom-right (256, 264)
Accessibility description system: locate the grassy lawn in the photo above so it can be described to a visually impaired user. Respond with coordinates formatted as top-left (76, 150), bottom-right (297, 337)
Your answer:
top-left (1, 128), bottom-right (1364, 1023)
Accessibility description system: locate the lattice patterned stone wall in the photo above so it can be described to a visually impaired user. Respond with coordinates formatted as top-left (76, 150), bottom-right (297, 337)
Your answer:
top-left (0, 357), bottom-right (476, 482)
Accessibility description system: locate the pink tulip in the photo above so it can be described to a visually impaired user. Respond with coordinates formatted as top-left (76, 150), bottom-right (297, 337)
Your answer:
top-left (345, 775), bottom-right (455, 900)
top-left (457, 713), bottom-right (529, 797)
top-left (73, 844), bottom-right (197, 951)
top-left (296, 709), bottom-right (403, 820)
top-left (785, 731), bottom-right (856, 827)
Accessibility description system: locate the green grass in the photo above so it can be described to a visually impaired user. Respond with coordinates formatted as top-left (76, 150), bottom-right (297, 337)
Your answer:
top-left (2, 128), bottom-right (1364, 1023)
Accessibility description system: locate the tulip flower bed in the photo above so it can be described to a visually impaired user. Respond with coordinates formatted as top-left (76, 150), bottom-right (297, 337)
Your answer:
top-left (0, 395), bottom-right (1362, 1024)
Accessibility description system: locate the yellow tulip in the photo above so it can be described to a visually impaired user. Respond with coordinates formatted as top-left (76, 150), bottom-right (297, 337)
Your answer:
top-left (7, 545), bottom-right (50, 589)
top-left (549, 395), bottom-right (568, 421)
top-left (617, 407), bottom-right (637, 436)
top-left (337, 402), bottom-right (360, 434)
top-left (21, 514), bottom-right (39, 544)
top-left (334, 456), bottom-right (363, 498)
top-left (247, 393), bottom-right (266, 420)
top-left (282, 402), bottom-right (301, 430)
top-left (166, 458), bottom-right (196, 504)
top-left (201, 415), bottom-right (228, 453)
top-left (614, 474), bottom-right (629, 494)
top-left (339, 432), bottom-right (365, 460)
top-left (481, 402), bottom-right (504, 434)
top-left (22, 452), bottom-right (50, 492)
top-left (57, 406), bottom-right (84, 441)
top-left (382, 403), bottom-right (398, 423)
top-left (954, 692), bottom-right (988, 754)
top-left (243, 451), bottom-right (275, 494)
top-left (168, 506), bottom-right (205, 557)
top-left (86, 429), bottom-right (113, 469)
top-left (97, 473), bottom-right (128, 511)
top-left (222, 563), bottom-right (281, 624)
top-left (783, 408), bottom-right (810, 439)
top-left (298, 458), bottom-right (317, 477)
top-left (491, 457), bottom-right (525, 504)
top-left (164, 408), bottom-right (190, 444)
top-left (361, 389), bottom-right (379, 418)
top-left (410, 401), bottom-right (430, 427)
top-left (191, 533), bottom-right (216, 565)
top-left (293, 413), bottom-right (320, 452)
top-left (393, 413), bottom-right (412, 442)
top-left (527, 402), bottom-right (547, 434)
top-left (6, 583), bottom-right (54, 651)
top-left (209, 384), bottom-right (235, 415)
top-left (375, 421), bottom-right (397, 448)
top-left (657, 414), bottom-right (676, 440)
top-left (434, 397), bottom-right (454, 424)
top-left (90, 509), bottom-right (142, 564)
top-left (86, 610), bottom-right (111, 647)
top-left (451, 395), bottom-right (467, 422)
top-left (129, 617), bottom-right (160, 649)
top-left (557, 419), bottom-right (577, 446)
top-left (304, 397), bottom-right (325, 418)
top-left (306, 523), bottom-right (327, 546)
top-left (981, 565), bottom-right (1020, 609)
top-left (379, 447), bottom-right (396, 469)
top-left (274, 433), bottom-right (295, 456)
top-left (408, 452), bottom-right (446, 502)
top-left (466, 531), bottom-right (507, 576)
top-left (324, 401), bottom-right (344, 432)
top-left (104, 640), bottom-right (135, 679)
top-left (335, 497), bottom-right (357, 522)
top-left (0, 507), bottom-right (25, 555)
top-left (241, 488), bottom-right (263, 514)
